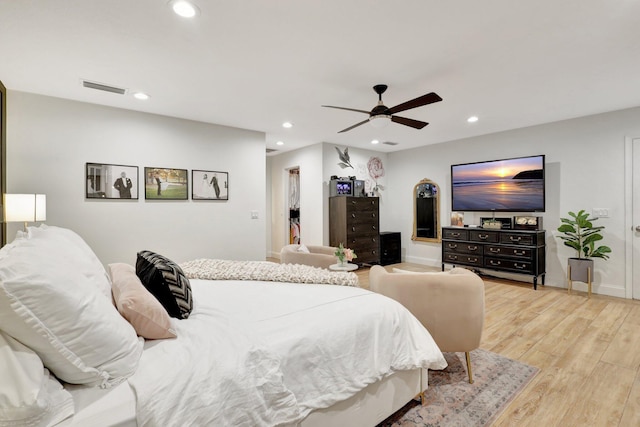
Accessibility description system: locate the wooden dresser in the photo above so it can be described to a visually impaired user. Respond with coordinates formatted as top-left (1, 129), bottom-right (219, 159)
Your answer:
top-left (441, 226), bottom-right (546, 289)
top-left (329, 196), bottom-right (380, 266)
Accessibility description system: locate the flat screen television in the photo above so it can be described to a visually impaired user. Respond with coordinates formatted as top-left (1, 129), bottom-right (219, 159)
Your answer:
top-left (451, 154), bottom-right (545, 212)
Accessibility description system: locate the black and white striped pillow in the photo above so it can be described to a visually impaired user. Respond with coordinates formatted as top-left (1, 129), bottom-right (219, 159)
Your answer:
top-left (136, 250), bottom-right (193, 319)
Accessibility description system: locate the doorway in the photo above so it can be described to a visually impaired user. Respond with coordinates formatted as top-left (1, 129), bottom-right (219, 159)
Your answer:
top-left (287, 168), bottom-right (300, 244)
top-left (631, 138), bottom-right (640, 299)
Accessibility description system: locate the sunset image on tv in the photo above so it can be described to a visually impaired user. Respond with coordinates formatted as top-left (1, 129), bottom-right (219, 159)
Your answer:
top-left (451, 155), bottom-right (545, 211)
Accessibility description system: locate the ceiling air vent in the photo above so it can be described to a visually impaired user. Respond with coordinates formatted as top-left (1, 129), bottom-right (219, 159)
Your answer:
top-left (382, 141), bottom-right (399, 146)
top-left (82, 79), bottom-right (127, 95)
top-left (266, 148), bottom-right (278, 153)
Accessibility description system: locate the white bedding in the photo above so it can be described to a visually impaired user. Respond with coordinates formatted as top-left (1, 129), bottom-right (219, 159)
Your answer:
top-left (127, 280), bottom-right (447, 427)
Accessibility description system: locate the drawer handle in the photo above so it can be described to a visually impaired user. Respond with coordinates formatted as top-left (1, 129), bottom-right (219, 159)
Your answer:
top-left (514, 263), bottom-right (526, 269)
top-left (372, 250), bottom-right (376, 255)
top-left (489, 260), bottom-right (501, 266)
top-left (372, 213), bottom-right (376, 218)
top-left (372, 238), bottom-right (377, 242)
top-left (478, 234), bottom-right (488, 240)
top-left (510, 236), bottom-right (522, 242)
top-left (371, 200), bottom-right (376, 205)
top-left (372, 225), bottom-right (377, 230)
top-left (451, 232), bottom-right (460, 237)
top-left (352, 227), bottom-right (356, 232)
top-left (351, 200), bottom-right (357, 204)
top-left (469, 257), bottom-right (478, 262)
top-left (514, 250), bottom-right (525, 256)
top-left (489, 248), bottom-right (501, 253)
top-left (451, 255), bottom-right (458, 260)
top-left (352, 213), bottom-right (356, 218)
top-left (468, 245), bottom-right (478, 251)
top-left (448, 243), bottom-right (458, 249)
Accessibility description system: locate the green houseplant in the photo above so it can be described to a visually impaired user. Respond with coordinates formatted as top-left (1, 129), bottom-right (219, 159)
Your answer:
top-left (557, 209), bottom-right (611, 284)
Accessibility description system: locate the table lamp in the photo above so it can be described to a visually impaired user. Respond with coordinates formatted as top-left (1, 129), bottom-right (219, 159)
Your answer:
top-left (3, 194), bottom-right (47, 231)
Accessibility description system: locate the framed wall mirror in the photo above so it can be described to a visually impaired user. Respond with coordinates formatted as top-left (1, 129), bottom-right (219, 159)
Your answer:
top-left (412, 178), bottom-right (441, 243)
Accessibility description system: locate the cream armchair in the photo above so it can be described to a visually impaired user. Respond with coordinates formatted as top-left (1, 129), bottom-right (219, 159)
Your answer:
top-left (369, 265), bottom-right (485, 383)
top-left (280, 244), bottom-right (337, 269)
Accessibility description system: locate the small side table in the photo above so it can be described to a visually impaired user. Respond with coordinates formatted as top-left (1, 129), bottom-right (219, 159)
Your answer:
top-left (329, 263), bottom-right (359, 272)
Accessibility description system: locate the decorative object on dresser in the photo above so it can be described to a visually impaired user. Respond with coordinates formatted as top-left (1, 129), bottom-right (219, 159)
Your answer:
top-left (441, 226), bottom-right (546, 289)
top-left (380, 232), bottom-right (401, 265)
top-left (556, 209), bottom-right (611, 297)
top-left (329, 196), bottom-right (380, 266)
top-left (514, 215), bottom-right (543, 230)
top-left (480, 216), bottom-right (512, 229)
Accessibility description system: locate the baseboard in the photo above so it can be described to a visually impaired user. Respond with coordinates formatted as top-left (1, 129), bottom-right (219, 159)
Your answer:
top-left (403, 255), bottom-right (442, 269)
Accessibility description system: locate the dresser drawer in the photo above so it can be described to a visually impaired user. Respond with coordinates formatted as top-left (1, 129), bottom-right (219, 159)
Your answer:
top-left (484, 245), bottom-right (532, 259)
top-left (485, 257), bottom-right (533, 274)
top-left (443, 252), bottom-right (483, 267)
top-left (500, 233), bottom-right (535, 246)
top-left (443, 228), bottom-right (469, 240)
top-left (443, 241), bottom-right (482, 255)
top-left (470, 230), bottom-right (500, 243)
top-left (347, 197), bottom-right (378, 213)
top-left (346, 234), bottom-right (379, 248)
top-left (347, 224), bottom-right (378, 237)
top-left (347, 210), bottom-right (378, 225)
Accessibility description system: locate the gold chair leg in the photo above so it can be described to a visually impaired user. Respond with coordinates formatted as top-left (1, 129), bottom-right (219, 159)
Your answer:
top-left (567, 265), bottom-right (572, 295)
top-left (465, 351), bottom-right (474, 384)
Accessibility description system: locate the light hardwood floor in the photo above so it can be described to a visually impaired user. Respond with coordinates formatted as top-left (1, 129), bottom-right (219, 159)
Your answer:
top-left (353, 263), bottom-right (640, 427)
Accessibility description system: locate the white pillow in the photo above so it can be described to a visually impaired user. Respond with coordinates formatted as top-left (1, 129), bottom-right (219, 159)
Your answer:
top-left (297, 244), bottom-right (310, 253)
top-left (0, 227), bottom-right (143, 387)
top-left (0, 330), bottom-right (74, 426)
top-left (16, 225), bottom-right (112, 300)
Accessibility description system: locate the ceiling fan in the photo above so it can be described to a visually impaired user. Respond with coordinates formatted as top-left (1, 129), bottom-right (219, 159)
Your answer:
top-left (322, 84), bottom-right (442, 133)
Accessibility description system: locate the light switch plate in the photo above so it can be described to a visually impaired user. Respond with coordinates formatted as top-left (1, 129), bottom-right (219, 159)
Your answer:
top-left (592, 208), bottom-right (609, 218)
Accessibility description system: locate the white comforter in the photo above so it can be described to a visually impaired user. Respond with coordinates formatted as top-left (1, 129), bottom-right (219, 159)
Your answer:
top-left (128, 280), bottom-right (447, 427)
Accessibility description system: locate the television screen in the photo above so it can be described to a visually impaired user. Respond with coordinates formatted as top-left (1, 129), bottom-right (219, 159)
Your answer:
top-left (451, 155), bottom-right (545, 212)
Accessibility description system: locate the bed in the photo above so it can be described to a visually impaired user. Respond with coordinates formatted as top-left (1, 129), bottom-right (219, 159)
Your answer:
top-left (0, 225), bottom-right (447, 427)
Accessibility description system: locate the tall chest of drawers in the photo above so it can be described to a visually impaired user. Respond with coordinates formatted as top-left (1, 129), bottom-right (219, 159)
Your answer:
top-left (329, 196), bottom-right (380, 265)
top-left (441, 226), bottom-right (546, 289)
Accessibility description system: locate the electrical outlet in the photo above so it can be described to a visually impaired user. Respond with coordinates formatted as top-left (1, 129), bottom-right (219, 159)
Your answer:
top-left (251, 210), bottom-right (259, 219)
top-left (592, 208), bottom-right (609, 218)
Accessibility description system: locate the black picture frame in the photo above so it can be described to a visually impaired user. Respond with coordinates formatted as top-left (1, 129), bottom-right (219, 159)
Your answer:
top-left (86, 163), bottom-right (139, 200)
top-left (191, 170), bottom-right (229, 200)
top-left (144, 167), bottom-right (188, 200)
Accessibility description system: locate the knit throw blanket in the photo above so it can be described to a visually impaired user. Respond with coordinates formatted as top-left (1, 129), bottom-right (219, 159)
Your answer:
top-left (180, 259), bottom-right (359, 287)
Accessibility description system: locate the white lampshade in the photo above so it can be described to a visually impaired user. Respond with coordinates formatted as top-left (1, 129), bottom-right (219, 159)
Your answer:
top-left (3, 194), bottom-right (47, 230)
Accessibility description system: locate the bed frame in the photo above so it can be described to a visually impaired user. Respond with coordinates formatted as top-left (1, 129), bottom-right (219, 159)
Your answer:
top-left (56, 369), bottom-right (426, 426)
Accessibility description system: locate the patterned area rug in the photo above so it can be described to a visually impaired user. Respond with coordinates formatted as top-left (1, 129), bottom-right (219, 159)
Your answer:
top-left (378, 349), bottom-right (539, 427)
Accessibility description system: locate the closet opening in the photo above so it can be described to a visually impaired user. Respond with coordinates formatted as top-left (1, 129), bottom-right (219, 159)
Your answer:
top-left (288, 168), bottom-right (300, 244)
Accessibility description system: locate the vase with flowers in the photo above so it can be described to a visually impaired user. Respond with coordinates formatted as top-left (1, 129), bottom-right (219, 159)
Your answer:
top-left (335, 243), bottom-right (357, 267)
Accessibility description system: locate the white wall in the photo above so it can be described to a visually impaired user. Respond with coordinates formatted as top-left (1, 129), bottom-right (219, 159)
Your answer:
top-left (6, 91), bottom-right (266, 266)
top-left (385, 106), bottom-right (640, 298)
top-left (268, 143), bottom-right (324, 258)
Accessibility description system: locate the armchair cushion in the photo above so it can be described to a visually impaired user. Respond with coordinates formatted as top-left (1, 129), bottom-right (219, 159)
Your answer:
top-left (369, 265), bottom-right (484, 353)
top-left (280, 244), bottom-right (337, 269)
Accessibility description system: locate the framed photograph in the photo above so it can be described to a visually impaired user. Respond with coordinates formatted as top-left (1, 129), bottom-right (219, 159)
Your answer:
top-left (86, 163), bottom-right (138, 200)
top-left (450, 212), bottom-right (464, 227)
top-left (192, 170), bottom-right (228, 200)
top-left (144, 167), bottom-right (188, 200)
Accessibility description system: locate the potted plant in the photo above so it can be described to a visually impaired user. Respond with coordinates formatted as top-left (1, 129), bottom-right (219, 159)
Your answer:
top-left (556, 209), bottom-right (611, 282)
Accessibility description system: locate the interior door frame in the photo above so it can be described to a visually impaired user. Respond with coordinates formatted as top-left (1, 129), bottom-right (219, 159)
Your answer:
top-left (0, 80), bottom-right (6, 246)
top-left (624, 136), bottom-right (639, 299)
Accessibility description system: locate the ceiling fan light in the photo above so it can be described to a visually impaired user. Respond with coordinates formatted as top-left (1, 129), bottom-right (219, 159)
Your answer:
top-left (369, 115), bottom-right (391, 128)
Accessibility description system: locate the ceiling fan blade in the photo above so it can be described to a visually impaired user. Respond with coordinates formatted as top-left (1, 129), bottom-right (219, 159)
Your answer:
top-left (386, 92), bottom-right (442, 115)
top-left (322, 105), bottom-right (371, 115)
top-left (338, 119), bottom-right (370, 133)
top-left (391, 115), bottom-right (428, 129)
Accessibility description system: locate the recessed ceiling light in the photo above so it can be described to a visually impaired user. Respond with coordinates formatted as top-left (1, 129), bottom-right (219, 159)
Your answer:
top-left (467, 116), bottom-right (479, 123)
top-left (276, 141), bottom-right (284, 146)
top-left (133, 92), bottom-right (149, 100)
top-left (371, 139), bottom-right (380, 144)
top-left (282, 122), bottom-right (293, 129)
top-left (170, 0), bottom-right (199, 18)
